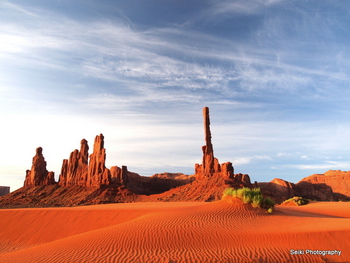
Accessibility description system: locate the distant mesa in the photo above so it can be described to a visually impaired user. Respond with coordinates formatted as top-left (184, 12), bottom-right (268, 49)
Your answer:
top-left (0, 186), bottom-right (10, 197)
top-left (295, 170), bottom-right (350, 201)
top-left (258, 170), bottom-right (350, 203)
top-left (1, 107), bottom-right (350, 207)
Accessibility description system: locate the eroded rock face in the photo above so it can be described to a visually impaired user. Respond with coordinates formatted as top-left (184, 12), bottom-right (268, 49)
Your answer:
top-left (24, 147), bottom-right (56, 187)
top-left (110, 165), bottom-right (128, 186)
top-left (221, 162), bottom-right (234, 178)
top-left (59, 139), bottom-right (89, 187)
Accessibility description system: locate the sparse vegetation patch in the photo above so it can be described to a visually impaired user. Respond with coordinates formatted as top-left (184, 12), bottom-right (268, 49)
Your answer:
top-left (281, 196), bottom-right (309, 206)
top-left (223, 187), bottom-right (275, 213)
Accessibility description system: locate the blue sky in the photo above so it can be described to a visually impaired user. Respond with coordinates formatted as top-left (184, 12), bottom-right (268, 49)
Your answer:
top-left (1, 0), bottom-right (350, 191)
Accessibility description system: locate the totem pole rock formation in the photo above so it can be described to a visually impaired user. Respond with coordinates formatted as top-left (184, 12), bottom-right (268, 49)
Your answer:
top-left (195, 107), bottom-right (234, 179)
top-left (21, 133), bottom-right (129, 189)
top-left (58, 139), bottom-right (89, 187)
top-left (86, 134), bottom-right (111, 187)
top-left (59, 134), bottom-right (119, 188)
top-left (24, 147), bottom-right (56, 187)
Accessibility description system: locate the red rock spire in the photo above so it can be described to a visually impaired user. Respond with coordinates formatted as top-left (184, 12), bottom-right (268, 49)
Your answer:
top-left (86, 134), bottom-right (111, 187)
top-left (195, 107), bottom-right (236, 179)
top-left (202, 107), bottom-right (215, 175)
top-left (24, 147), bottom-right (56, 187)
top-left (59, 139), bottom-right (89, 186)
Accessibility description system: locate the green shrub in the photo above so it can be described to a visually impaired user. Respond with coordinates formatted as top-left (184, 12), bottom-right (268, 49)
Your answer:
top-left (282, 196), bottom-right (309, 206)
top-left (251, 195), bottom-right (263, 208)
top-left (223, 187), bottom-right (275, 213)
top-left (251, 188), bottom-right (262, 196)
top-left (223, 188), bottom-right (235, 197)
top-left (261, 197), bottom-right (275, 210)
top-left (242, 195), bottom-right (251, 204)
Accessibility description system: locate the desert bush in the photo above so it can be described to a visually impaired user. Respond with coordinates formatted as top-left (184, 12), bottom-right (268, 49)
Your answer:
top-left (251, 194), bottom-right (263, 208)
top-left (236, 187), bottom-right (249, 199)
top-left (242, 194), bottom-right (251, 204)
top-left (223, 188), bottom-right (236, 198)
top-left (282, 196), bottom-right (309, 206)
top-left (261, 197), bottom-right (275, 210)
top-left (223, 187), bottom-right (274, 213)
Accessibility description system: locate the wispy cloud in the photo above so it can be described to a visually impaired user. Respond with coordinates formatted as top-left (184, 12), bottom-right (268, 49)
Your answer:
top-left (209, 0), bottom-right (285, 16)
top-left (283, 161), bottom-right (350, 171)
top-left (1, 1), bottom-right (350, 191)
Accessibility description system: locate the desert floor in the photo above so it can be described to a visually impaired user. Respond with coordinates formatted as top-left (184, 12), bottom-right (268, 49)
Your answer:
top-left (0, 199), bottom-right (349, 263)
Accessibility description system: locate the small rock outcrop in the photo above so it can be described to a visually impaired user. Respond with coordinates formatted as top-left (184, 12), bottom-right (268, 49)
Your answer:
top-left (59, 139), bottom-right (89, 187)
top-left (24, 147), bottom-right (56, 187)
top-left (110, 165), bottom-right (128, 186)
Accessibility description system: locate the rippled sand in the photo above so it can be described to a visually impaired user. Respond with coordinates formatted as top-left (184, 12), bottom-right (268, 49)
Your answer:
top-left (0, 199), bottom-right (349, 262)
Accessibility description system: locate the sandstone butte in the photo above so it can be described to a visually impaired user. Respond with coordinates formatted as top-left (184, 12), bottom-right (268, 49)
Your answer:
top-left (1, 107), bottom-right (350, 207)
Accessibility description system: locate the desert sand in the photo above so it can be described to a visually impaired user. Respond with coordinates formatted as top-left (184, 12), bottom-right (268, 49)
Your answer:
top-left (0, 199), bottom-right (349, 263)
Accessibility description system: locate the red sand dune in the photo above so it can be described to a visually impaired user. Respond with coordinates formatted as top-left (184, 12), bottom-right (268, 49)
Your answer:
top-left (0, 200), bottom-right (349, 263)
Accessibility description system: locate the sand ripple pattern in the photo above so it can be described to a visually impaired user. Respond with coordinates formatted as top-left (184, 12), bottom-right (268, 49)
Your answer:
top-left (0, 201), bottom-right (349, 262)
